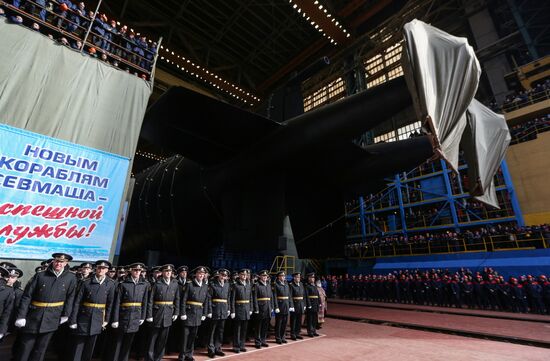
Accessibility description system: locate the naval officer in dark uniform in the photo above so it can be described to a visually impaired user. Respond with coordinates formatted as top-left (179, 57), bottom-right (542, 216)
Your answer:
top-left (0, 266), bottom-right (14, 342)
top-left (14, 252), bottom-right (77, 361)
top-left (230, 268), bottom-right (253, 353)
top-left (109, 262), bottom-right (149, 361)
top-left (273, 271), bottom-right (294, 344)
top-left (167, 265), bottom-right (188, 354)
top-left (178, 266), bottom-right (209, 361)
top-left (289, 272), bottom-right (306, 340)
top-left (252, 270), bottom-right (274, 349)
top-left (69, 260), bottom-right (115, 361)
top-left (145, 264), bottom-right (180, 361)
top-left (3, 265), bottom-right (24, 357)
top-left (305, 272), bottom-right (320, 337)
top-left (205, 269), bottom-right (230, 358)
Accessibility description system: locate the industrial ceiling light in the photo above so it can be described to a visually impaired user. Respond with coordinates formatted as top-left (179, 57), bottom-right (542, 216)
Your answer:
top-left (159, 47), bottom-right (259, 106)
top-left (288, 0), bottom-right (351, 44)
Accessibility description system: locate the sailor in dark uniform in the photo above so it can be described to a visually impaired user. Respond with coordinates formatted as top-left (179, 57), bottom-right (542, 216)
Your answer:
top-left (116, 266), bottom-right (127, 282)
top-left (176, 266), bottom-right (189, 286)
top-left (4, 266), bottom-right (23, 358)
top-left (145, 264), bottom-right (179, 361)
top-left (273, 271), bottom-right (293, 344)
top-left (148, 267), bottom-right (160, 285)
top-left (107, 267), bottom-right (117, 281)
top-left (289, 272), bottom-right (306, 340)
top-left (252, 270), bottom-right (274, 348)
top-left (197, 267), bottom-right (212, 348)
top-left (304, 272), bottom-right (320, 337)
top-left (109, 262), bottom-right (148, 361)
top-left (0, 266), bottom-right (14, 342)
top-left (167, 266), bottom-right (188, 354)
top-left (5, 266), bottom-right (23, 333)
top-left (78, 263), bottom-right (93, 283)
top-left (230, 269), bottom-right (253, 353)
top-left (14, 253), bottom-right (77, 361)
top-left (68, 260), bottom-right (115, 361)
top-left (178, 266), bottom-right (209, 361)
top-left (205, 269), bottom-right (230, 358)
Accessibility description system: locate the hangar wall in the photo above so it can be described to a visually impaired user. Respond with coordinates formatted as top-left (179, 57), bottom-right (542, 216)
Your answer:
top-left (506, 132), bottom-right (550, 225)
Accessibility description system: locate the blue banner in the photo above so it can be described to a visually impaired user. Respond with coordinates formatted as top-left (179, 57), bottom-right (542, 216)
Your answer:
top-left (0, 124), bottom-right (129, 261)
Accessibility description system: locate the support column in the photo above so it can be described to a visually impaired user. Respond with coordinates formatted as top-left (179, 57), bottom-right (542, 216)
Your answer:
top-left (395, 174), bottom-right (407, 235)
top-left (500, 159), bottom-right (525, 226)
top-left (441, 160), bottom-right (460, 230)
top-left (359, 196), bottom-right (367, 242)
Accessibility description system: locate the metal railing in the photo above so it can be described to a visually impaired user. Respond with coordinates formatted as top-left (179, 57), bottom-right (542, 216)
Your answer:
top-left (510, 121), bottom-right (550, 145)
top-left (501, 89), bottom-right (550, 113)
top-left (345, 232), bottom-right (549, 259)
top-left (1, 0), bottom-right (160, 81)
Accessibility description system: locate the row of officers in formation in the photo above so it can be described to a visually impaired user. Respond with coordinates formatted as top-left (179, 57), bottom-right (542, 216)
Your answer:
top-left (0, 253), bottom-right (324, 361)
top-left (331, 271), bottom-right (550, 314)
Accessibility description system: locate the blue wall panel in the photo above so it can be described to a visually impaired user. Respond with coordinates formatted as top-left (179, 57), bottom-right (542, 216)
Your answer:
top-left (330, 249), bottom-right (550, 278)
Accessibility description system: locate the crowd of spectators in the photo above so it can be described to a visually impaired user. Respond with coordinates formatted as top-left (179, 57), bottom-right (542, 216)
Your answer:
top-left (345, 223), bottom-right (550, 257)
top-left (322, 267), bottom-right (550, 314)
top-left (490, 79), bottom-right (550, 113)
top-left (509, 115), bottom-right (550, 144)
top-left (0, 0), bottom-right (156, 79)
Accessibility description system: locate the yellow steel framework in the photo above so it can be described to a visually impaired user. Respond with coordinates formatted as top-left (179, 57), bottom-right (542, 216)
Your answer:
top-left (269, 255), bottom-right (296, 275)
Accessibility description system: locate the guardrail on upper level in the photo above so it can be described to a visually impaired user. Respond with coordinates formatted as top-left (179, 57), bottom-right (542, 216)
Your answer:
top-left (0, 0), bottom-right (161, 82)
top-left (502, 89), bottom-right (550, 113)
top-left (345, 232), bottom-right (549, 259)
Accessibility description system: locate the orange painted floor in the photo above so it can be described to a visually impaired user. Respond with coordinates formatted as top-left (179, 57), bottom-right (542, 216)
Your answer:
top-left (2, 313), bottom-right (549, 361)
top-left (329, 298), bottom-right (550, 322)
top-left (159, 318), bottom-right (550, 361)
top-left (326, 302), bottom-right (550, 344)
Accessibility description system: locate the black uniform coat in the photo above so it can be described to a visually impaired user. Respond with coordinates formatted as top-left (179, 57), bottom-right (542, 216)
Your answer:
top-left (207, 280), bottom-right (230, 320)
top-left (180, 278), bottom-right (209, 327)
top-left (289, 281), bottom-right (306, 312)
top-left (0, 279), bottom-right (14, 335)
top-left (273, 280), bottom-right (294, 315)
top-left (230, 280), bottom-right (253, 321)
top-left (16, 267), bottom-right (77, 334)
top-left (69, 276), bottom-right (115, 336)
top-left (147, 278), bottom-right (180, 328)
top-left (112, 277), bottom-right (149, 333)
top-left (305, 282), bottom-right (320, 313)
top-left (253, 281), bottom-right (274, 318)
top-left (8, 285), bottom-right (23, 333)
